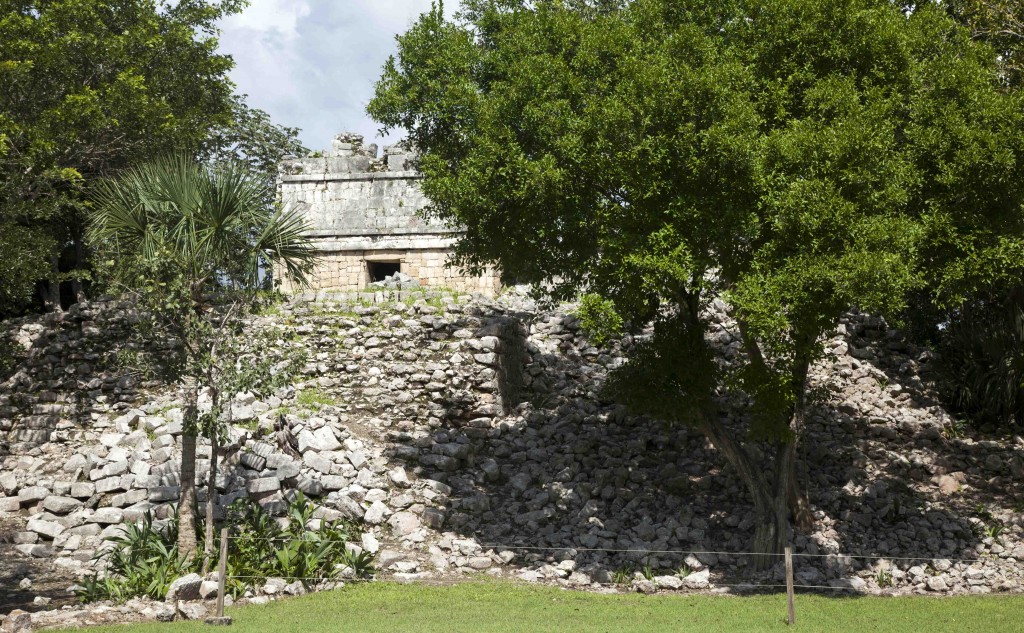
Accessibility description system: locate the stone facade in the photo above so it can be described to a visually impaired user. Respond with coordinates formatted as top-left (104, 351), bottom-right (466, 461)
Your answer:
top-left (276, 133), bottom-right (500, 296)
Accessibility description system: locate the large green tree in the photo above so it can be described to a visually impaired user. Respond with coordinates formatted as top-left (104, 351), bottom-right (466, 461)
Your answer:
top-left (944, 0), bottom-right (1024, 87)
top-left (88, 155), bottom-right (318, 562)
top-left (370, 0), bottom-right (1024, 564)
top-left (0, 0), bottom-right (252, 315)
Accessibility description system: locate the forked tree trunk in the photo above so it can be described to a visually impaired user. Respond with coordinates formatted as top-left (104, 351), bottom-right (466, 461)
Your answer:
top-left (700, 415), bottom-right (813, 570)
top-left (700, 417), bottom-right (782, 570)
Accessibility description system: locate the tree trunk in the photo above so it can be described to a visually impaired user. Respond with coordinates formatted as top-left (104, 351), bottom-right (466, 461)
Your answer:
top-left (69, 238), bottom-right (87, 305)
top-left (177, 387), bottom-right (199, 562)
top-left (178, 432), bottom-right (198, 561)
top-left (202, 424), bottom-right (219, 574)
top-left (202, 383), bottom-right (223, 574)
top-left (700, 417), bottom-right (782, 570)
top-left (40, 254), bottom-right (61, 312)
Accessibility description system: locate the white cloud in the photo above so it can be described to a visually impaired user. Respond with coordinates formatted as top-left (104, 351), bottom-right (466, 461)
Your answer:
top-left (221, 0), bottom-right (312, 39)
top-left (218, 0), bottom-right (450, 152)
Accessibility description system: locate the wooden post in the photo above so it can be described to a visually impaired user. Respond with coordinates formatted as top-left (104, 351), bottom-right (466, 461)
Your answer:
top-left (205, 527), bottom-right (232, 626)
top-left (785, 545), bottom-right (795, 626)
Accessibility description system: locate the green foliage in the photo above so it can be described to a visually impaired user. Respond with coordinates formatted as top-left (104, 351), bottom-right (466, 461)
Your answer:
top-left (876, 568), bottom-right (894, 589)
top-left (205, 95), bottom-right (309, 209)
top-left (944, 0), bottom-right (1024, 87)
top-left (0, 331), bottom-right (21, 381)
top-left (88, 153), bottom-right (320, 560)
top-left (370, 0), bottom-right (1024, 560)
top-left (611, 564), bottom-right (634, 585)
top-left (223, 493), bottom-right (374, 596)
top-left (0, 0), bottom-right (247, 314)
top-left (576, 294), bottom-right (623, 346)
top-left (370, 0), bottom-right (1024, 444)
top-left (78, 512), bottom-right (193, 603)
top-left (603, 314), bottom-right (717, 427)
top-left (0, 223), bottom-right (54, 317)
top-left (295, 388), bottom-right (340, 410)
top-left (936, 299), bottom-right (1024, 428)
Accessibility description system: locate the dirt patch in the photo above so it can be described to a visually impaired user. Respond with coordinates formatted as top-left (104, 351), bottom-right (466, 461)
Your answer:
top-left (0, 517), bottom-right (79, 615)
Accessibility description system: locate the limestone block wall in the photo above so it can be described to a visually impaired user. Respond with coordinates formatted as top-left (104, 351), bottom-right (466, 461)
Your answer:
top-left (277, 133), bottom-right (500, 296)
top-left (278, 246), bottom-right (501, 295)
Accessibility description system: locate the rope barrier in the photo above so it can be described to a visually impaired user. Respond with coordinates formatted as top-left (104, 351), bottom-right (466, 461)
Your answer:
top-left (219, 535), bottom-right (992, 564)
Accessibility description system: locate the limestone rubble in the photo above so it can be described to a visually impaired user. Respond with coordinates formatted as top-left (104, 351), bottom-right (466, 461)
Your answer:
top-left (1, 288), bottom-right (1023, 627)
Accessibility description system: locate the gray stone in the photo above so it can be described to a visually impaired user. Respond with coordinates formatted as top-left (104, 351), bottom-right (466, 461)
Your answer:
top-left (239, 452), bottom-right (267, 471)
top-left (263, 577), bottom-right (287, 595)
top-left (653, 575), bottom-right (684, 590)
top-left (468, 556), bottom-right (492, 570)
top-left (27, 519), bottom-right (64, 539)
top-left (177, 602), bottom-right (209, 621)
top-left (927, 576), bottom-right (949, 592)
top-left (363, 500), bottom-right (391, 525)
top-left (320, 475), bottom-right (347, 490)
top-left (90, 507), bottom-right (124, 524)
top-left (247, 477), bottom-right (281, 494)
top-left (17, 486), bottom-right (48, 504)
top-left (149, 486), bottom-right (180, 502)
top-left (42, 496), bottom-right (82, 515)
top-left (681, 569), bottom-right (711, 589)
top-left (296, 477), bottom-right (324, 496)
top-left (298, 427), bottom-right (341, 453)
top-left (95, 476), bottom-right (127, 493)
top-left (0, 472), bottom-right (16, 494)
top-left (388, 511), bottom-right (421, 537)
top-left (70, 482), bottom-right (96, 498)
top-left (166, 573), bottom-right (203, 602)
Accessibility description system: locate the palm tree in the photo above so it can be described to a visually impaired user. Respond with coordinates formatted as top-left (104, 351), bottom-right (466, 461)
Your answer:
top-left (88, 154), bottom-right (317, 563)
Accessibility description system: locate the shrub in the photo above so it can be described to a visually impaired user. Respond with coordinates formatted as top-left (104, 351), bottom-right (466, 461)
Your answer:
top-left (937, 299), bottom-right (1024, 430)
top-left (0, 332), bottom-right (21, 382)
top-left (77, 513), bottom-right (193, 603)
top-left (77, 494), bottom-right (375, 603)
top-left (223, 492), bottom-right (374, 597)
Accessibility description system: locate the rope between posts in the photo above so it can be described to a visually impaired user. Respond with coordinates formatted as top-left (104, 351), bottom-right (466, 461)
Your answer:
top-left (219, 535), bottom-right (992, 564)
top-left (217, 574), bottom-right (870, 592)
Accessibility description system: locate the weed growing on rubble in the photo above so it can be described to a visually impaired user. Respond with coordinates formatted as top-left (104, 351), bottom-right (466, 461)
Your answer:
top-left (222, 493), bottom-right (375, 597)
top-left (77, 513), bottom-right (192, 603)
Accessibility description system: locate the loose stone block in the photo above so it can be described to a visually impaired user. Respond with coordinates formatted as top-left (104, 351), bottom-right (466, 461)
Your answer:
top-left (70, 482), bottom-right (95, 499)
top-left (148, 486), bottom-right (180, 502)
top-left (90, 507), bottom-right (124, 524)
top-left (239, 452), bottom-right (267, 471)
top-left (17, 486), bottom-right (48, 504)
top-left (246, 477), bottom-right (281, 494)
top-left (42, 496), bottom-right (82, 515)
top-left (95, 476), bottom-right (126, 494)
top-left (27, 518), bottom-right (65, 539)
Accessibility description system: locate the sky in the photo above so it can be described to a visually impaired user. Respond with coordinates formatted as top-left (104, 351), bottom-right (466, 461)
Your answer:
top-left (217, 1), bottom-right (455, 154)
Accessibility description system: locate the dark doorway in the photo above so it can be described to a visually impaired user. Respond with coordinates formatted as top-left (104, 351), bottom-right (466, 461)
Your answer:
top-left (367, 261), bottom-right (401, 282)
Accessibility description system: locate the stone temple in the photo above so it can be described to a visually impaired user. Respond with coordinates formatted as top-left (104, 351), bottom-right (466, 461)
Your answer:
top-left (275, 132), bottom-right (500, 296)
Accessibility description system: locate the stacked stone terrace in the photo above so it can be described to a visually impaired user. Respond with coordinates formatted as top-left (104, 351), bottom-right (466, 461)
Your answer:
top-left (277, 133), bottom-right (500, 296)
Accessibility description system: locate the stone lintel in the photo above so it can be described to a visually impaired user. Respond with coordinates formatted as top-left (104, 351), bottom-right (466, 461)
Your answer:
top-left (309, 234), bottom-right (459, 252)
top-left (279, 171), bottom-right (422, 184)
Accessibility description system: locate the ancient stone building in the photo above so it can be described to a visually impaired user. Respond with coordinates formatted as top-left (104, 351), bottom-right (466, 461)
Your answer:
top-left (275, 133), bottom-right (500, 296)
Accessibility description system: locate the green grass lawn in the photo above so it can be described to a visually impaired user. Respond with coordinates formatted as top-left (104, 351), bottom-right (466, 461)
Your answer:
top-left (81, 582), bottom-right (1022, 633)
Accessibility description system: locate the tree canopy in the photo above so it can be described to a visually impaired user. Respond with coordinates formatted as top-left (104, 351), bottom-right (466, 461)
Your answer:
top-left (0, 0), bottom-right (304, 316)
top-left (88, 154), bottom-right (318, 561)
top-left (370, 0), bottom-right (1024, 560)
